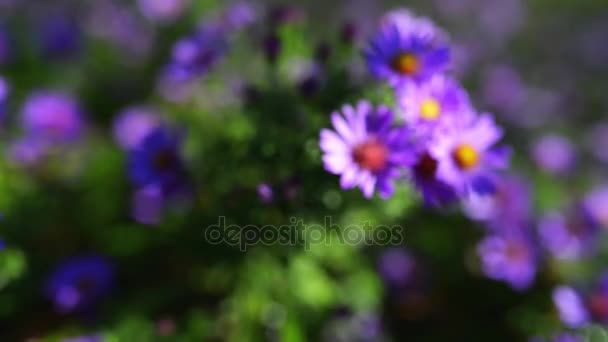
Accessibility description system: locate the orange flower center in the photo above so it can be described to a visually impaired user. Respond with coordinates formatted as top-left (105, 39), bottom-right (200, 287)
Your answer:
top-left (453, 144), bottom-right (479, 170)
top-left (391, 53), bottom-right (419, 75)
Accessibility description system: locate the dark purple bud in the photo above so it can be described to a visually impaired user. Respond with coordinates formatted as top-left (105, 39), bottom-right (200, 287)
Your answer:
top-left (263, 33), bottom-right (281, 64)
top-left (340, 21), bottom-right (358, 44)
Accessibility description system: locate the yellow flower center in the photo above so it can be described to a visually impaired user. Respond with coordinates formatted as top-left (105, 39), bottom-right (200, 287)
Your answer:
top-left (453, 144), bottom-right (479, 170)
top-left (391, 53), bottom-right (419, 75)
top-left (420, 99), bottom-right (441, 120)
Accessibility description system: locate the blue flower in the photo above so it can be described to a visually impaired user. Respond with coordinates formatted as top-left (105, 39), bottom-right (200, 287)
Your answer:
top-left (45, 255), bottom-right (114, 313)
top-left (128, 127), bottom-right (184, 193)
top-left (364, 10), bottom-right (450, 87)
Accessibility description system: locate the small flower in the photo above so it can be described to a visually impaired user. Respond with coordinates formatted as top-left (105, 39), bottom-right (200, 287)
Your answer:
top-left (538, 207), bottom-right (599, 261)
top-left (7, 137), bottom-right (48, 166)
top-left (531, 134), bottom-right (576, 175)
top-left (377, 248), bottom-right (415, 287)
top-left (477, 232), bottom-right (537, 291)
top-left (45, 255), bottom-right (114, 313)
top-left (553, 286), bottom-right (590, 328)
top-left (257, 183), bottom-right (274, 204)
top-left (113, 106), bottom-right (160, 150)
top-left (167, 24), bottom-right (229, 82)
top-left (320, 101), bottom-right (415, 199)
top-left (463, 175), bottom-right (532, 232)
top-left (128, 127), bottom-right (185, 192)
top-left (131, 184), bottom-right (164, 225)
top-left (431, 114), bottom-right (510, 195)
top-left (397, 75), bottom-right (474, 136)
top-left (21, 91), bottom-right (84, 142)
top-left (365, 10), bottom-right (450, 87)
top-left (584, 185), bottom-right (608, 228)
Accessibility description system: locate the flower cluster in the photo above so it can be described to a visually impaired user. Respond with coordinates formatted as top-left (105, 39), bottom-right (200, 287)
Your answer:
top-left (320, 10), bottom-right (509, 205)
top-left (318, 10), bottom-right (554, 292)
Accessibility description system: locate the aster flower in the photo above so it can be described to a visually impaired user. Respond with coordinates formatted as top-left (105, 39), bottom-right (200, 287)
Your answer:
top-left (113, 106), bottom-right (160, 150)
top-left (397, 75), bottom-right (474, 136)
top-left (553, 286), bottom-right (590, 328)
top-left (45, 255), bottom-right (114, 313)
top-left (7, 137), bottom-right (48, 166)
top-left (377, 248), bottom-right (415, 287)
top-left (166, 23), bottom-right (229, 82)
top-left (538, 207), bottom-right (599, 261)
top-left (531, 134), bottom-right (576, 175)
top-left (463, 175), bottom-right (532, 232)
top-left (430, 114), bottom-right (510, 195)
top-left (477, 232), bottom-right (537, 291)
top-left (128, 126), bottom-right (185, 193)
top-left (36, 15), bottom-right (82, 59)
top-left (21, 91), bottom-right (84, 143)
top-left (257, 183), bottom-right (274, 204)
top-left (364, 10), bottom-right (450, 87)
top-left (131, 184), bottom-right (164, 225)
top-left (221, 2), bottom-right (257, 32)
top-left (584, 185), bottom-right (608, 228)
top-left (319, 101), bottom-right (415, 199)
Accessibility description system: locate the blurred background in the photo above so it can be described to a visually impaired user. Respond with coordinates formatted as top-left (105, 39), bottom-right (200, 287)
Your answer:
top-left (1, 0), bottom-right (608, 341)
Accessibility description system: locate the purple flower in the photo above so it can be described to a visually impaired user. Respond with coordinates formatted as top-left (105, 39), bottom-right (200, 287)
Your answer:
top-left (377, 248), bottom-right (415, 287)
top-left (477, 232), bottom-right (537, 291)
top-left (167, 24), bottom-right (228, 82)
top-left (531, 134), bottom-right (576, 175)
top-left (397, 75), bottom-right (474, 137)
top-left (364, 10), bottom-right (450, 87)
top-left (21, 91), bottom-right (84, 142)
top-left (0, 76), bottom-right (9, 123)
top-left (481, 64), bottom-right (526, 115)
top-left (221, 2), bottom-right (257, 32)
top-left (128, 126), bottom-right (185, 193)
top-left (538, 208), bottom-right (599, 261)
top-left (257, 183), bottom-right (274, 204)
top-left (131, 184), bottom-right (164, 225)
top-left (584, 185), bottom-right (608, 227)
top-left (586, 273), bottom-right (608, 324)
top-left (463, 175), bottom-right (532, 232)
top-left (410, 150), bottom-right (458, 206)
top-left (7, 137), bottom-right (48, 166)
top-left (430, 114), bottom-right (510, 195)
top-left (113, 106), bottom-right (160, 150)
top-left (137, 0), bottom-right (187, 23)
top-left (45, 255), bottom-right (114, 313)
top-left (552, 333), bottom-right (583, 342)
top-left (553, 286), bottom-right (589, 328)
top-left (319, 101), bottom-right (415, 199)
top-left (36, 16), bottom-right (82, 59)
